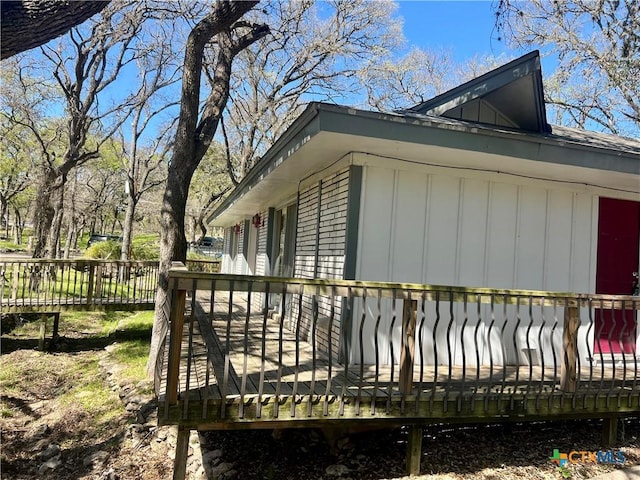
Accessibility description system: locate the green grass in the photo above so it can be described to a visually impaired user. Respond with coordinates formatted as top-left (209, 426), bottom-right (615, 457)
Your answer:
top-left (0, 229), bottom-right (34, 252)
top-left (106, 311), bottom-right (154, 385)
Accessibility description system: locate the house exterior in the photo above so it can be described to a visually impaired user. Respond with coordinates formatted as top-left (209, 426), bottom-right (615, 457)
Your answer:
top-left (208, 51), bottom-right (640, 368)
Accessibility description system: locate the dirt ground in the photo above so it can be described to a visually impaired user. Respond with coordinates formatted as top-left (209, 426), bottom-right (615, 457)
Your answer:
top-left (1, 320), bottom-right (639, 480)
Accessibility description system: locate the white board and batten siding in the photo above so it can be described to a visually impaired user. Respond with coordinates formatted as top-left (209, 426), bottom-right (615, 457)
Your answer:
top-left (352, 156), bottom-right (602, 367)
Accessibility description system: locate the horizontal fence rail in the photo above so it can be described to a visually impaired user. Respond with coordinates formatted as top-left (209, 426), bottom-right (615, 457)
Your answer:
top-left (161, 270), bottom-right (640, 427)
top-left (0, 258), bottom-right (220, 313)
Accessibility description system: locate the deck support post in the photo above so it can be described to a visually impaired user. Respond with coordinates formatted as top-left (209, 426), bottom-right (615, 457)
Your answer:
top-left (561, 305), bottom-right (579, 392)
top-left (52, 313), bottom-right (60, 341)
top-left (602, 416), bottom-right (618, 446)
top-left (38, 313), bottom-right (47, 350)
top-left (172, 426), bottom-right (190, 480)
top-left (406, 424), bottom-right (423, 476)
top-left (400, 299), bottom-right (418, 394)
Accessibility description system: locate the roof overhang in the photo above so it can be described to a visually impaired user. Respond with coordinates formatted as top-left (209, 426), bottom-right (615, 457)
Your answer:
top-left (208, 103), bottom-right (640, 227)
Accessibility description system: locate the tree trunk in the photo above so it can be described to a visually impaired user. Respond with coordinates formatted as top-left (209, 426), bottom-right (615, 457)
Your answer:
top-left (48, 185), bottom-right (65, 259)
top-left (0, 195), bottom-right (7, 236)
top-left (147, 164), bottom-right (191, 382)
top-left (146, 0), bottom-right (267, 381)
top-left (1, 1), bottom-right (110, 59)
top-left (120, 194), bottom-right (136, 261)
top-left (13, 206), bottom-right (22, 244)
top-left (32, 175), bottom-right (57, 258)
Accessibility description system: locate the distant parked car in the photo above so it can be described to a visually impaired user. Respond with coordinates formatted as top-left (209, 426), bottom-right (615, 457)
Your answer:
top-left (87, 234), bottom-right (122, 247)
top-left (199, 236), bottom-right (214, 247)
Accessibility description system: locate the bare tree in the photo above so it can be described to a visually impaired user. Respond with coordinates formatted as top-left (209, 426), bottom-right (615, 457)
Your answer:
top-left (360, 47), bottom-right (454, 112)
top-left (360, 48), bottom-right (512, 112)
top-left (0, 117), bottom-right (32, 239)
top-left (186, 142), bottom-right (231, 242)
top-left (117, 21), bottom-right (181, 262)
top-left (1, 0), bottom-right (110, 60)
top-left (494, 0), bottom-right (640, 135)
top-left (12, 0), bottom-right (147, 258)
top-left (219, 0), bottom-right (401, 182)
top-left (147, 1), bottom-right (269, 378)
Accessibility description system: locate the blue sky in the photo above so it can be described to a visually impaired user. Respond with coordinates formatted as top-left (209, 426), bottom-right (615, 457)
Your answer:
top-left (397, 1), bottom-right (510, 61)
top-left (395, 1), bottom-right (560, 88)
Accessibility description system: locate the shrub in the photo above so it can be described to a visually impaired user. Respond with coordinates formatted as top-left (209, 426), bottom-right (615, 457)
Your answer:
top-left (84, 240), bottom-right (121, 260)
top-left (130, 241), bottom-right (159, 261)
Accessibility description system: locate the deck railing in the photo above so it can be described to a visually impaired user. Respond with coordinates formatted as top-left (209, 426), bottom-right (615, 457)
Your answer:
top-left (162, 269), bottom-right (640, 426)
top-left (0, 258), bottom-right (220, 312)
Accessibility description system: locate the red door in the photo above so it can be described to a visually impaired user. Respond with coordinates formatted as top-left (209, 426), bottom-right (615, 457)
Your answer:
top-left (595, 197), bottom-right (640, 354)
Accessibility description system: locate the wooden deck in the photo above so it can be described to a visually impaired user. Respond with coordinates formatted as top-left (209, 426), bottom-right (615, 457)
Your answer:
top-left (160, 291), bottom-right (640, 430)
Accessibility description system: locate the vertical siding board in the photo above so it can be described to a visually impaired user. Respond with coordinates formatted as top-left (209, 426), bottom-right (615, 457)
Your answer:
top-left (515, 185), bottom-right (547, 289)
top-left (486, 182), bottom-right (518, 289)
top-left (572, 193), bottom-right (597, 293)
top-left (391, 171), bottom-right (428, 283)
top-left (458, 178), bottom-right (489, 287)
top-left (424, 174), bottom-right (460, 285)
top-left (544, 190), bottom-right (573, 291)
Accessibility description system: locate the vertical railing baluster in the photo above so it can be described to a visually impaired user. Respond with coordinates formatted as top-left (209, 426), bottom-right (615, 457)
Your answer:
top-left (524, 296), bottom-right (534, 408)
top-left (257, 282), bottom-right (269, 419)
top-left (290, 285), bottom-right (304, 418)
top-left (429, 291), bottom-right (441, 413)
top-left (371, 289), bottom-right (382, 415)
top-left (239, 281), bottom-right (253, 420)
top-left (308, 288), bottom-right (318, 418)
top-left (595, 299), bottom-right (606, 405)
top-left (323, 285), bottom-right (336, 417)
top-left (202, 279), bottom-right (216, 420)
top-left (274, 284), bottom-right (286, 420)
top-left (459, 292), bottom-right (468, 413)
top-left (58, 262), bottom-right (64, 307)
top-left (183, 279), bottom-right (197, 420)
top-left (584, 298), bottom-right (594, 405)
top-left (472, 294), bottom-right (482, 411)
top-left (631, 298), bottom-right (638, 408)
top-left (498, 296), bottom-right (508, 412)
top-left (617, 300), bottom-right (627, 409)
top-left (416, 291), bottom-right (427, 413)
top-left (537, 298), bottom-right (547, 410)
top-left (356, 287), bottom-right (367, 416)
top-left (221, 281), bottom-right (234, 419)
top-left (386, 289), bottom-right (398, 414)
top-left (485, 295), bottom-right (496, 412)
top-left (340, 289), bottom-right (353, 417)
top-left (444, 289), bottom-right (454, 413)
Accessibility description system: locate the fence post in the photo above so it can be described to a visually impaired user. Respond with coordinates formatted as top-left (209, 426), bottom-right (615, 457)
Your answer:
top-left (166, 274), bottom-right (187, 405)
top-left (95, 264), bottom-right (103, 302)
top-left (11, 264), bottom-right (19, 304)
top-left (561, 303), bottom-right (580, 392)
top-left (400, 298), bottom-right (418, 394)
top-left (87, 263), bottom-right (95, 305)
